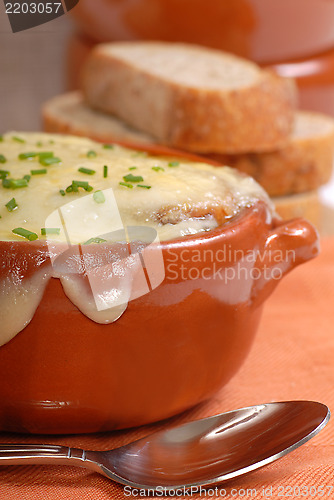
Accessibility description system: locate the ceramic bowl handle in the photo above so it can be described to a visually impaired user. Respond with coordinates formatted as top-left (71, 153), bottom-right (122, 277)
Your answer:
top-left (264, 217), bottom-right (319, 269)
top-left (251, 218), bottom-right (319, 305)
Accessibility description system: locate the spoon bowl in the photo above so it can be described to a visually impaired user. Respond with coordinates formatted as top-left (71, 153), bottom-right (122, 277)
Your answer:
top-left (0, 400), bottom-right (329, 490)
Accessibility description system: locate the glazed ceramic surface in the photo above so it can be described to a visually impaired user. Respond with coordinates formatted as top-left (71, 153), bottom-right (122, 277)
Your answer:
top-left (0, 198), bottom-right (318, 433)
top-left (70, 0), bottom-right (334, 63)
top-left (67, 1), bottom-right (334, 116)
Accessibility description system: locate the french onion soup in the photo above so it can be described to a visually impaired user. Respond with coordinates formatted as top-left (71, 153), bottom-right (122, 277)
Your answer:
top-left (0, 132), bottom-right (272, 346)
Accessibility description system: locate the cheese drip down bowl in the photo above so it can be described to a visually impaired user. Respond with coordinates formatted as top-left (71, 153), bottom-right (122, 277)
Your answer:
top-left (0, 133), bottom-right (319, 434)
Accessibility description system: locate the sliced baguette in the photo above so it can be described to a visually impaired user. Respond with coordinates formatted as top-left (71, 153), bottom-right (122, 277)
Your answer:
top-left (42, 91), bottom-right (155, 145)
top-left (272, 190), bottom-right (321, 227)
top-left (208, 111), bottom-right (334, 196)
top-left (42, 92), bottom-right (333, 197)
top-left (81, 41), bottom-right (297, 154)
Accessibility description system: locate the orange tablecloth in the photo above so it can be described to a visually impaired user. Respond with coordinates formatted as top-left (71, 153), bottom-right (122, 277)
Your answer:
top-left (1, 238), bottom-right (334, 499)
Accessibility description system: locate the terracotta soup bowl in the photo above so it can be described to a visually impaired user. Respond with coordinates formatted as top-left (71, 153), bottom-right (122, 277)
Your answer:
top-left (0, 144), bottom-right (319, 434)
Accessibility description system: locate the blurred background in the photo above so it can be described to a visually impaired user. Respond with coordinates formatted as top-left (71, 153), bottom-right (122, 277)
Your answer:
top-left (0, 2), bottom-right (72, 130)
top-left (0, 0), bottom-right (334, 231)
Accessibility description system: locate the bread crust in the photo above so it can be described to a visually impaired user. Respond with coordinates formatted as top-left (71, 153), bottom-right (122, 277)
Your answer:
top-left (43, 93), bottom-right (334, 198)
top-left (42, 92), bottom-right (155, 145)
top-left (273, 190), bottom-right (321, 227)
top-left (207, 112), bottom-right (334, 196)
top-left (81, 42), bottom-right (297, 154)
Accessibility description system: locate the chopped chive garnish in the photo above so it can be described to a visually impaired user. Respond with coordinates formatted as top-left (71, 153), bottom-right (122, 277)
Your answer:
top-left (12, 136), bottom-right (25, 143)
top-left (168, 161), bottom-right (180, 167)
top-left (0, 135), bottom-right (3, 142)
top-left (12, 227), bottom-right (38, 241)
top-left (38, 152), bottom-right (53, 159)
top-left (152, 166), bottom-right (164, 172)
top-left (103, 165), bottom-right (108, 178)
top-left (103, 144), bottom-right (114, 149)
top-left (64, 181), bottom-right (95, 193)
top-left (36, 141), bottom-right (43, 147)
top-left (83, 237), bottom-right (107, 245)
top-left (93, 190), bottom-right (105, 204)
top-left (78, 167), bottom-right (96, 175)
top-left (0, 154), bottom-right (6, 163)
top-left (6, 197), bottom-right (17, 212)
top-left (129, 166), bottom-right (137, 170)
top-left (72, 180), bottom-right (89, 188)
top-left (137, 184), bottom-right (151, 189)
top-left (87, 150), bottom-right (97, 158)
top-left (18, 152), bottom-right (37, 160)
top-left (31, 169), bottom-right (47, 175)
top-left (2, 178), bottom-right (29, 189)
top-left (119, 182), bottom-right (133, 188)
top-left (0, 169), bottom-right (9, 179)
top-left (123, 173), bottom-right (144, 183)
top-left (69, 180), bottom-right (94, 192)
top-left (41, 228), bottom-right (60, 236)
top-left (39, 156), bottom-right (61, 166)
top-left (23, 174), bottom-right (31, 183)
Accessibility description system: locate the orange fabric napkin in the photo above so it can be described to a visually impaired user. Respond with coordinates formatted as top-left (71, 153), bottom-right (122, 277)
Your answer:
top-left (1, 237), bottom-right (334, 500)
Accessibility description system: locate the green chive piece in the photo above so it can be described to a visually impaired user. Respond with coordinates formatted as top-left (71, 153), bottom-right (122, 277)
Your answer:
top-left (0, 154), bottom-right (7, 163)
top-left (2, 178), bottom-right (29, 189)
top-left (12, 227), bottom-right (38, 241)
top-left (78, 167), bottom-right (96, 175)
top-left (123, 173), bottom-right (144, 183)
top-left (72, 180), bottom-right (89, 188)
top-left (41, 228), bottom-right (60, 236)
top-left (168, 161), bottom-right (180, 167)
top-left (87, 150), bottom-right (97, 158)
top-left (18, 152), bottom-right (37, 160)
top-left (93, 190), bottom-right (105, 204)
top-left (12, 136), bottom-right (25, 143)
top-left (103, 144), bottom-right (114, 149)
top-left (103, 165), bottom-right (108, 178)
top-left (0, 169), bottom-right (9, 179)
top-left (152, 166), bottom-right (164, 172)
top-left (59, 189), bottom-right (66, 196)
top-left (39, 156), bottom-right (61, 166)
top-left (23, 174), bottom-right (31, 183)
top-left (36, 141), bottom-right (43, 147)
top-left (83, 237), bottom-right (107, 245)
top-left (31, 169), bottom-right (47, 175)
top-left (129, 166), bottom-right (137, 170)
top-left (38, 151), bottom-right (53, 159)
top-left (0, 135), bottom-right (3, 142)
top-left (71, 180), bottom-right (94, 192)
top-left (65, 185), bottom-right (73, 193)
top-left (137, 184), bottom-right (151, 189)
top-left (119, 182), bottom-right (133, 189)
top-left (6, 197), bottom-right (18, 212)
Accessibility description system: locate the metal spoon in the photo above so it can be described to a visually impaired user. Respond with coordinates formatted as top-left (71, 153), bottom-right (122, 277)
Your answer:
top-left (0, 400), bottom-right (329, 491)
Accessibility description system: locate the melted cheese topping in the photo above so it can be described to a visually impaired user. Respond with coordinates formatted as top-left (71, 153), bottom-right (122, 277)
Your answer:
top-left (0, 132), bottom-right (272, 346)
top-left (0, 132), bottom-right (271, 242)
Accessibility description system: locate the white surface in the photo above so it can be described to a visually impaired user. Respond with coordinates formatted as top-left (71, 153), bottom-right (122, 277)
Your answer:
top-left (320, 169), bottom-right (334, 209)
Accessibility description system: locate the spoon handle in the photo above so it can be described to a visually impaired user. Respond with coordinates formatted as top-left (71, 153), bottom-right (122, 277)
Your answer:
top-left (0, 444), bottom-right (87, 468)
